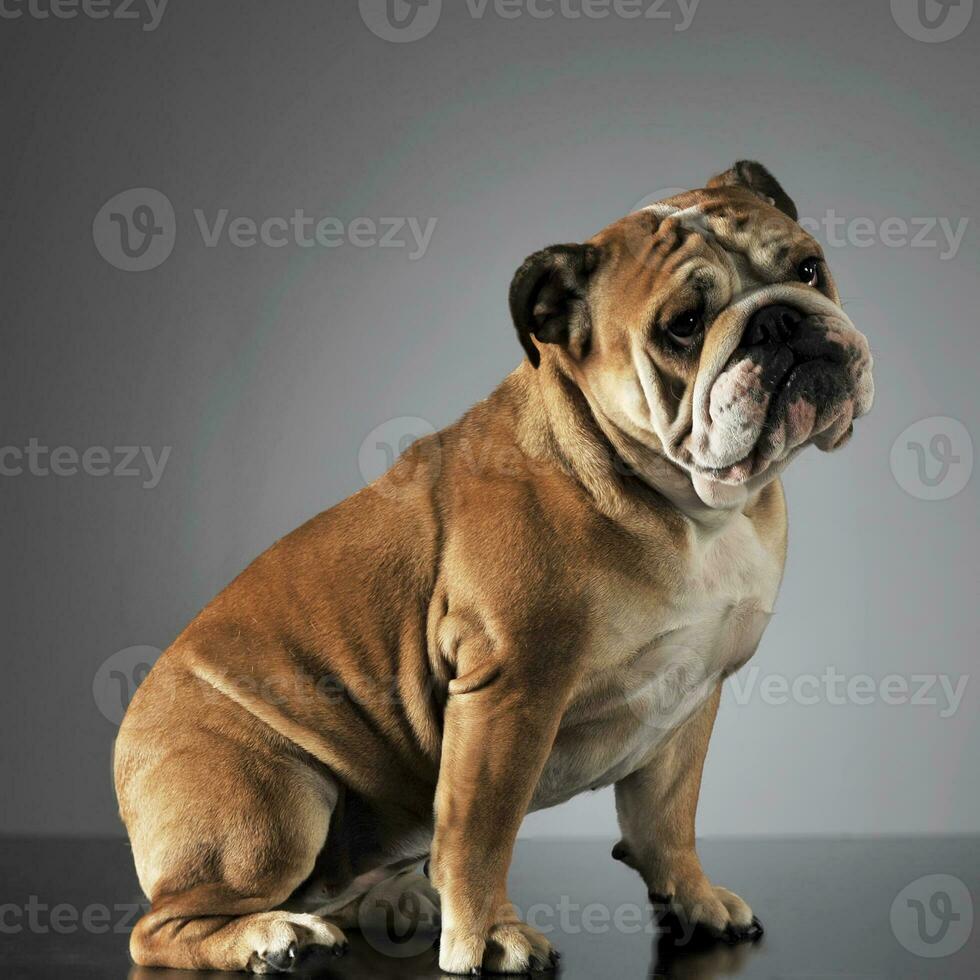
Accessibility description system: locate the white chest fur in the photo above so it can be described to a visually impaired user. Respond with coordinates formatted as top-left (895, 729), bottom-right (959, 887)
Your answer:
top-left (531, 513), bottom-right (782, 811)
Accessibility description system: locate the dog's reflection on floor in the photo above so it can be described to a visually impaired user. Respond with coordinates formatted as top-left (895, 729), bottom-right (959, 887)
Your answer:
top-left (128, 932), bottom-right (443, 979)
top-left (128, 926), bottom-right (762, 980)
top-left (651, 927), bottom-right (762, 979)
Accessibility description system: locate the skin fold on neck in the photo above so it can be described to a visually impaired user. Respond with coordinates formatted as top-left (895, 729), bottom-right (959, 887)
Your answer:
top-left (519, 356), bottom-right (762, 533)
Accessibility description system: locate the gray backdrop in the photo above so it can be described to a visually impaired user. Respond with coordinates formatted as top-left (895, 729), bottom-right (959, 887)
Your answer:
top-left (1, 0), bottom-right (977, 839)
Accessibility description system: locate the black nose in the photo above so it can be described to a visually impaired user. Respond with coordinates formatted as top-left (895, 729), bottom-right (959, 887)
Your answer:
top-left (745, 304), bottom-right (803, 346)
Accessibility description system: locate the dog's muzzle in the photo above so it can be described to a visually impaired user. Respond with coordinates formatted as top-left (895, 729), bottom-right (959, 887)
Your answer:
top-left (683, 286), bottom-right (875, 484)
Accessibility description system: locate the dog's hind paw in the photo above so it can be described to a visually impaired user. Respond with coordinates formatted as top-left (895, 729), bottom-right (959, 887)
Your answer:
top-left (244, 913), bottom-right (348, 974)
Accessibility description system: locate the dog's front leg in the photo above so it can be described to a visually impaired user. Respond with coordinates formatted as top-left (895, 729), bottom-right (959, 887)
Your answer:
top-left (430, 657), bottom-right (568, 974)
top-left (612, 684), bottom-right (763, 943)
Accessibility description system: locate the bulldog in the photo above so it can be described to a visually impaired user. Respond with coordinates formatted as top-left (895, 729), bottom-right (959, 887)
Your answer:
top-left (115, 161), bottom-right (874, 975)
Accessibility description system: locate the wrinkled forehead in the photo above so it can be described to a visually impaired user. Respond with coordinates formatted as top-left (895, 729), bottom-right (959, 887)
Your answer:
top-left (591, 187), bottom-right (819, 292)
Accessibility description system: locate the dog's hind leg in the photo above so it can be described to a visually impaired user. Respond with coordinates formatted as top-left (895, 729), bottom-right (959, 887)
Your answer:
top-left (117, 708), bottom-right (347, 973)
top-left (132, 891), bottom-right (348, 974)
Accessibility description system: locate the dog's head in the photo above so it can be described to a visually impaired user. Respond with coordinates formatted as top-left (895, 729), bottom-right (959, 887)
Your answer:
top-left (510, 161), bottom-right (875, 508)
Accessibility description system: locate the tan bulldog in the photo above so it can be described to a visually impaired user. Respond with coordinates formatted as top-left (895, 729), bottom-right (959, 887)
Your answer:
top-left (114, 161), bottom-right (874, 974)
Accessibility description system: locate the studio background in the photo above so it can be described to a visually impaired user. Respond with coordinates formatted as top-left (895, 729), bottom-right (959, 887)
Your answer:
top-left (1, 0), bottom-right (977, 841)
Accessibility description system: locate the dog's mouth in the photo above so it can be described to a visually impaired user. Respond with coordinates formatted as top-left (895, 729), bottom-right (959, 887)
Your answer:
top-left (683, 312), bottom-right (874, 486)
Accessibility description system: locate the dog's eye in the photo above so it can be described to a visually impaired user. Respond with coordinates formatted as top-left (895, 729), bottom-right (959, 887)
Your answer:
top-left (665, 311), bottom-right (703, 347)
top-left (798, 257), bottom-right (821, 287)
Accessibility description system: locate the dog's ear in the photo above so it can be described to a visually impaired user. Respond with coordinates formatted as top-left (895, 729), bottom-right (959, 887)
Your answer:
top-left (706, 160), bottom-right (798, 221)
top-left (509, 243), bottom-right (600, 368)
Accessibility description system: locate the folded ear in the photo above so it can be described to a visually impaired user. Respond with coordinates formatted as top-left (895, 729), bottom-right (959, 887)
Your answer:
top-left (509, 243), bottom-right (600, 368)
top-left (706, 160), bottom-right (798, 221)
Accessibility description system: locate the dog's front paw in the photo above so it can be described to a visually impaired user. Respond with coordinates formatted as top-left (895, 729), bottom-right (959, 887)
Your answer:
top-left (612, 843), bottom-right (762, 945)
top-left (650, 882), bottom-right (763, 944)
top-left (439, 919), bottom-right (558, 975)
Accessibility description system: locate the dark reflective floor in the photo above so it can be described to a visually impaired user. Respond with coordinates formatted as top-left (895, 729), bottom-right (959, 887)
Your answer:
top-left (1, 837), bottom-right (977, 979)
